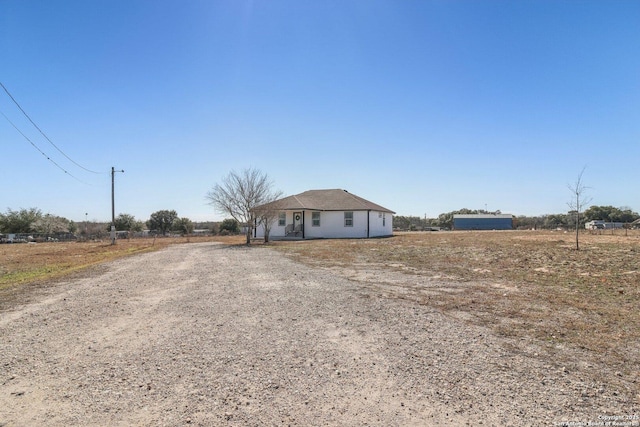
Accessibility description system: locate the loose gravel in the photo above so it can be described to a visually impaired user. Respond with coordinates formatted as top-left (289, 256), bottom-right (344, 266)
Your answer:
top-left (0, 242), bottom-right (637, 426)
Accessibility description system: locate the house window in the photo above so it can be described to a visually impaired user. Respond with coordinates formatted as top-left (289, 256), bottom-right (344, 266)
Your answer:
top-left (312, 211), bottom-right (321, 226)
top-left (344, 211), bottom-right (353, 227)
top-left (383, 213), bottom-right (386, 227)
top-left (278, 212), bottom-right (286, 226)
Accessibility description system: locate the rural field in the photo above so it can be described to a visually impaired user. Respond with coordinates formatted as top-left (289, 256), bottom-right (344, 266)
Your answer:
top-left (0, 229), bottom-right (638, 424)
top-left (273, 230), bottom-right (640, 380)
top-left (0, 235), bottom-right (243, 296)
top-left (2, 230), bottom-right (639, 369)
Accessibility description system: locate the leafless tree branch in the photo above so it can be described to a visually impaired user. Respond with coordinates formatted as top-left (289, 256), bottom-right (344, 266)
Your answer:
top-left (206, 168), bottom-right (281, 245)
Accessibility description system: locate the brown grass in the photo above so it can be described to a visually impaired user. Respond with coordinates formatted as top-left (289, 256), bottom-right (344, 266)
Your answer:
top-left (271, 230), bottom-right (640, 374)
top-left (2, 230), bottom-right (638, 376)
top-left (0, 235), bottom-right (244, 289)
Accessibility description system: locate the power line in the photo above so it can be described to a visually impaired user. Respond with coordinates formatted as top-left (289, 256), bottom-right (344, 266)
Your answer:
top-left (0, 109), bottom-right (89, 184)
top-left (0, 81), bottom-right (102, 174)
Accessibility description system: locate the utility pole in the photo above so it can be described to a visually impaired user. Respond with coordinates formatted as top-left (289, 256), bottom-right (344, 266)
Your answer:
top-left (111, 166), bottom-right (125, 245)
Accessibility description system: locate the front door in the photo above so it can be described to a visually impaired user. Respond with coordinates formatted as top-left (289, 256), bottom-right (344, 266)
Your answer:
top-left (293, 212), bottom-right (303, 230)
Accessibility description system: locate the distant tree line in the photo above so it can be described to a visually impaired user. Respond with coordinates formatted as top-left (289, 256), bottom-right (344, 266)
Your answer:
top-left (4, 204), bottom-right (636, 239)
top-left (0, 208), bottom-right (77, 235)
top-left (0, 207), bottom-right (243, 239)
top-left (393, 206), bottom-right (640, 231)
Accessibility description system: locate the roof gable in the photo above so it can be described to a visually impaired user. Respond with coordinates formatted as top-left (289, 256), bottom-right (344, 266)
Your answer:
top-left (261, 189), bottom-right (395, 213)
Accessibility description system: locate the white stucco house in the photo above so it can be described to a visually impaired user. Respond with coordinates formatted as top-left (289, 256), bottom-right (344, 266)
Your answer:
top-left (253, 189), bottom-right (395, 239)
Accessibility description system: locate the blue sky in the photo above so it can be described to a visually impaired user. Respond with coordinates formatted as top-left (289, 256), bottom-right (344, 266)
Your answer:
top-left (1, 1), bottom-right (638, 222)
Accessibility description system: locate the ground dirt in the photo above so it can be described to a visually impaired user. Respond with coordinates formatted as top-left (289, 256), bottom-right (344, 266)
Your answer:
top-left (1, 240), bottom-right (638, 426)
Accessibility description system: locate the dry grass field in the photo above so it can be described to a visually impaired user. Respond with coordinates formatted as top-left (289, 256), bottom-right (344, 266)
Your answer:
top-left (0, 235), bottom-right (244, 291)
top-left (1, 230), bottom-right (638, 385)
top-left (272, 230), bottom-right (640, 383)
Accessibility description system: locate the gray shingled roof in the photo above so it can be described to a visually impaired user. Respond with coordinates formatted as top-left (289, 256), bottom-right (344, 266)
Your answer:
top-left (261, 189), bottom-right (394, 213)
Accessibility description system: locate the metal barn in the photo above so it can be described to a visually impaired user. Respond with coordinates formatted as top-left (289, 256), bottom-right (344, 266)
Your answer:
top-left (453, 214), bottom-right (513, 230)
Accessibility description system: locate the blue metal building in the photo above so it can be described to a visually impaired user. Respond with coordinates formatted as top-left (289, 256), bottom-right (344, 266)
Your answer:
top-left (453, 214), bottom-right (513, 230)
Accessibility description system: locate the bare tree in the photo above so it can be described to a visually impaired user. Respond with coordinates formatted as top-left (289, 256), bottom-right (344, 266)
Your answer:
top-left (567, 167), bottom-right (592, 250)
top-left (254, 197), bottom-right (284, 243)
top-left (206, 168), bottom-right (281, 245)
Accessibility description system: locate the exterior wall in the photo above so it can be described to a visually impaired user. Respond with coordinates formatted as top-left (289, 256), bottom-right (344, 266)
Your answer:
top-left (254, 210), bottom-right (393, 239)
top-left (453, 217), bottom-right (513, 230)
top-left (368, 210), bottom-right (393, 237)
top-left (256, 211), bottom-right (290, 238)
top-left (305, 211), bottom-right (366, 239)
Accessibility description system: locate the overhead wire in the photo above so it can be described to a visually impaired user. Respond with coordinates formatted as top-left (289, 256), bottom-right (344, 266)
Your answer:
top-left (0, 81), bottom-right (102, 174)
top-left (0, 109), bottom-right (90, 184)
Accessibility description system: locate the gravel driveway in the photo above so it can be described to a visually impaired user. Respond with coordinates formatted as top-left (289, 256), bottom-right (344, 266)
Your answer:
top-left (0, 242), bottom-right (636, 426)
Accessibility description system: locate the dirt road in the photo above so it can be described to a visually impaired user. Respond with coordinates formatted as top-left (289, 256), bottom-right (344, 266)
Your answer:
top-left (0, 243), bottom-right (635, 426)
